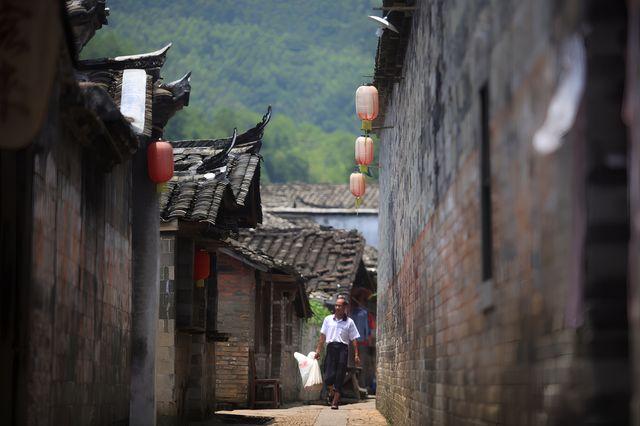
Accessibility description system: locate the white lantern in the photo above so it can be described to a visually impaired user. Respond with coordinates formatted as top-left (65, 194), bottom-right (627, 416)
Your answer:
top-left (355, 136), bottom-right (374, 166)
top-left (355, 85), bottom-right (379, 124)
top-left (350, 172), bottom-right (366, 198)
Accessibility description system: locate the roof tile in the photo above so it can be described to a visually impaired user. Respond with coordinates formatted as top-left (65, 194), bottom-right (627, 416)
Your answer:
top-left (261, 183), bottom-right (379, 210)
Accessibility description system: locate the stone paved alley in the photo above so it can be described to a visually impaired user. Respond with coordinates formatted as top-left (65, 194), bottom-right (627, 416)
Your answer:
top-left (192, 398), bottom-right (388, 426)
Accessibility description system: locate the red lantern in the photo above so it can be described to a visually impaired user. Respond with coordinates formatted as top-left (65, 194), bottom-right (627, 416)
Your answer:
top-left (147, 140), bottom-right (174, 184)
top-left (194, 250), bottom-right (210, 287)
top-left (355, 136), bottom-right (374, 166)
top-left (355, 85), bottom-right (379, 125)
top-left (350, 172), bottom-right (366, 198)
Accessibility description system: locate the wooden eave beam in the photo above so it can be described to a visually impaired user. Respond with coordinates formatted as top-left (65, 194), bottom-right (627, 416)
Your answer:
top-left (258, 271), bottom-right (299, 283)
top-left (218, 247), bottom-right (269, 272)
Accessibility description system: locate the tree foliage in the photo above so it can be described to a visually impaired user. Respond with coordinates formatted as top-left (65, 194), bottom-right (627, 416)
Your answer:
top-left (308, 300), bottom-right (331, 328)
top-left (82, 0), bottom-right (381, 183)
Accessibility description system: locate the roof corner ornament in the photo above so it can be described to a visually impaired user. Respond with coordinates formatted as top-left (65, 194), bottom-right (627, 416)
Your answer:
top-left (65, 0), bottom-right (110, 54)
top-left (152, 70), bottom-right (192, 138)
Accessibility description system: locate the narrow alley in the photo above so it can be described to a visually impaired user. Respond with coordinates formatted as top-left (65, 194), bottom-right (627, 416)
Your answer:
top-left (4, 0), bottom-right (640, 426)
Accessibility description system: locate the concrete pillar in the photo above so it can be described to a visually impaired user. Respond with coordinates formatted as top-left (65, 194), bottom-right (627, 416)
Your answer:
top-left (129, 143), bottom-right (160, 425)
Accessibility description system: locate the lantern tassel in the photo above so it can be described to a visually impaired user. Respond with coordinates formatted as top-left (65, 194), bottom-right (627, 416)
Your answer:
top-left (156, 182), bottom-right (168, 193)
top-left (361, 120), bottom-right (372, 132)
top-left (196, 279), bottom-right (205, 288)
top-left (354, 196), bottom-right (363, 213)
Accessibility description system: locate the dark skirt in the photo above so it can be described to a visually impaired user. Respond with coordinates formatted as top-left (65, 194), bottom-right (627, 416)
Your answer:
top-left (324, 342), bottom-right (349, 393)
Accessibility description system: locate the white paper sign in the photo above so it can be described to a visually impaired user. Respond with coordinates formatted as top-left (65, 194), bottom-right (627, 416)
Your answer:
top-left (120, 69), bottom-right (147, 134)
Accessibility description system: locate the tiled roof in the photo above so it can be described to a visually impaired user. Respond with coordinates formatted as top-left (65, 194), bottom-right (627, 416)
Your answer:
top-left (68, 82), bottom-right (139, 170)
top-left (261, 183), bottom-right (379, 211)
top-left (232, 226), bottom-right (366, 294)
top-left (77, 44), bottom-right (172, 80)
top-left (260, 212), bottom-right (302, 230)
top-left (362, 245), bottom-right (378, 272)
top-left (78, 50), bottom-right (179, 138)
top-left (159, 108), bottom-right (271, 228)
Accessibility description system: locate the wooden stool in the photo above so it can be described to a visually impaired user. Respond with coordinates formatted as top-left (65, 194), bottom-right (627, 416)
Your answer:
top-left (253, 378), bottom-right (281, 409)
top-left (249, 349), bottom-right (282, 409)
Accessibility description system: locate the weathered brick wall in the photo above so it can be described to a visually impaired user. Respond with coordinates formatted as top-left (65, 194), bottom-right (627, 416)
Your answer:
top-left (628, 1), bottom-right (640, 424)
top-left (376, 1), bottom-right (599, 424)
top-left (215, 253), bottom-right (255, 407)
top-left (157, 234), bottom-right (210, 424)
top-left (156, 233), bottom-right (185, 424)
top-left (275, 291), bottom-right (304, 402)
top-left (27, 109), bottom-right (133, 424)
top-left (205, 342), bottom-right (216, 412)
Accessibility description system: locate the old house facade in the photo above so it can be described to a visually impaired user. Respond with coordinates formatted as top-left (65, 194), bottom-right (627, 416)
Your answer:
top-left (237, 216), bottom-right (375, 398)
top-left (155, 112), bottom-right (271, 422)
top-left (214, 231), bottom-right (312, 408)
top-left (261, 185), bottom-right (380, 394)
top-left (374, 0), bottom-right (634, 425)
top-left (1, 49), bottom-right (139, 425)
top-left (1, 1), bottom-right (190, 424)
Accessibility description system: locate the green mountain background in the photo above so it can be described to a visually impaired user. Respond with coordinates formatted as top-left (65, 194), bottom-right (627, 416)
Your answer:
top-left (82, 0), bottom-right (380, 183)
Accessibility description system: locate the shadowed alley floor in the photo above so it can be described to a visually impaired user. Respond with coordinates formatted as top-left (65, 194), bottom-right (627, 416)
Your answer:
top-left (191, 397), bottom-right (388, 425)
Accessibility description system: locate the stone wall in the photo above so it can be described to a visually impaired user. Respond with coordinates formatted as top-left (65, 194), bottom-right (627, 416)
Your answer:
top-left (377, 0), bottom-right (629, 424)
top-left (25, 96), bottom-right (134, 424)
top-left (215, 253), bottom-right (255, 407)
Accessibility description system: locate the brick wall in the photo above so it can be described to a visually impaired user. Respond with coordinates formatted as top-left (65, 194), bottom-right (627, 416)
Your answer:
top-left (375, 0), bottom-right (628, 424)
top-left (157, 234), bottom-right (212, 424)
top-left (26, 107), bottom-right (133, 424)
top-left (205, 342), bottom-right (216, 412)
top-left (157, 234), bottom-right (183, 423)
top-left (214, 253), bottom-right (255, 407)
top-left (627, 1), bottom-right (640, 424)
top-left (274, 289), bottom-right (304, 402)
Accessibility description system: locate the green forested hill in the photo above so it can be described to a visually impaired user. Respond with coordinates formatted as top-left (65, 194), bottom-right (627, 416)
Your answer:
top-left (82, 0), bottom-right (380, 183)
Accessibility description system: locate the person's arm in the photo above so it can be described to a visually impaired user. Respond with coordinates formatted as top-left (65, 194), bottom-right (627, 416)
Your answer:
top-left (315, 333), bottom-right (326, 359)
top-left (352, 339), bottom-right (360, 366)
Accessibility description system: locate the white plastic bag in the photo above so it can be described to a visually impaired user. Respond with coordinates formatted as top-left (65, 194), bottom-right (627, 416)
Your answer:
top-left (304, 357), bottom-right (323, 388)
top-left (294, 352), bottom-right (314, 385)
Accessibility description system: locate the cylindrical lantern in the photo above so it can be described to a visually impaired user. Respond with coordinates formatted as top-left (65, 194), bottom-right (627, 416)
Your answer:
top-left (355, 85), bottom-right (379, 123)
top-left (194, 250), bottom-right (210, 287)
top-left (147, 141), bottom-right (174, 191)
top-left (350, 172), bottom-right (366, 198)
top-left (355, 136), bottom-right (374, 166)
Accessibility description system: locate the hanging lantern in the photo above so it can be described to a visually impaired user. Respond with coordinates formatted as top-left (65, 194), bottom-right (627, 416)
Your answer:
top-left (194, 250), bottom-right (210, 288)
top-left (147, 140), bottom-right (174, 192)
top-left (355, 136), bottom-right (374, 173)
top-left (355, 85), bottom-right (379, 132)
top-left (350, 172), bottom-right (366, 210)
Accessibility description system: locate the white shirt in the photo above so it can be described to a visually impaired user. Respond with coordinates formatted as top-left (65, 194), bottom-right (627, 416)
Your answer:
top-left (320, 314), bottom-right (360, 345)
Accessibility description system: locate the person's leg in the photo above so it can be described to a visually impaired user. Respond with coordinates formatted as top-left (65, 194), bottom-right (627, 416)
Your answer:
top-left (331, 344), bottom-right (349, 408)
top-left (324, 344), bottom-right (338, 403)
top-left (324, 344), bottom-right (337, 386)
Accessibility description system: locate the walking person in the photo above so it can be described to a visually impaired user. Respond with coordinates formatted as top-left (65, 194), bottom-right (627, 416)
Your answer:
top-left (314, 295), bottom-right (360, 409)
